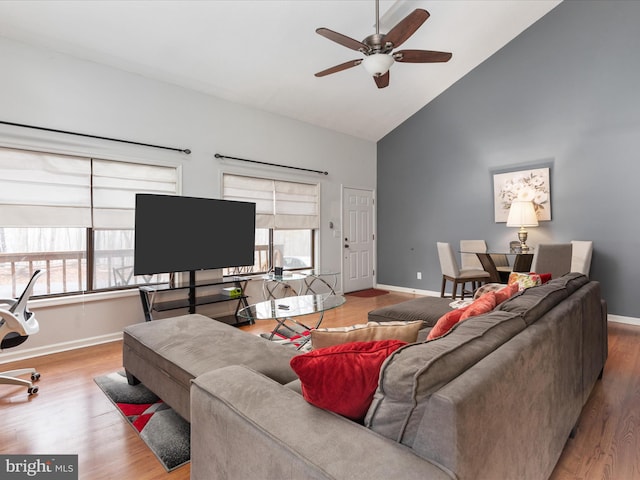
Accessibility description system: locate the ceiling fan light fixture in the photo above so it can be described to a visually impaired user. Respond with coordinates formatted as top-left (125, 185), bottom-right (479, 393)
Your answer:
top-left (362, 53), bottom-right (394, 77)
top-left (315, 5), bottom-right (450, 88)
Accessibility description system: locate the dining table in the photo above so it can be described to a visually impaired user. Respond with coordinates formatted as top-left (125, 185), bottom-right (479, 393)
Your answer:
top-left (474, 252), bottom-right (534, 283)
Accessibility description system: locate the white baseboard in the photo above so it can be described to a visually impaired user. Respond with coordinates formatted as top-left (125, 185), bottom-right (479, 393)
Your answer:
top-left (0, 332), bottom-right (123, 365)
top-left (376, 284), bottom-right (439, 297)
top-left (607, 314), bottom-right (640, 327)
top-left (377, 284), bottom-right (640, 326)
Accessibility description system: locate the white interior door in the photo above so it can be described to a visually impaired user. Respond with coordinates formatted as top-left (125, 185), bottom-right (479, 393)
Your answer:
top-left (342, 187), bottom-right (374, 293)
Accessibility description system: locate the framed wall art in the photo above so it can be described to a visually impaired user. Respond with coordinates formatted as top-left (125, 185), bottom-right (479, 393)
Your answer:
top-left (493, 166), bottom-right (551, 223)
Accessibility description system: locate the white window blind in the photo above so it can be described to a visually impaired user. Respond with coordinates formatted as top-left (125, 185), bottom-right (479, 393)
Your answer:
top-left (0, 146), bottom-right (178, 229)
top-left (0, 147), bottom-right (92, 227)
top-left (223, 174), bottom-right (319, 229)
top-left (92, 159), bottom-right (178, 229)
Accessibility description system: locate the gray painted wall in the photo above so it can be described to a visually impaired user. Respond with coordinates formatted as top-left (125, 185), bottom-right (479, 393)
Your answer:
top-left (377, 1), bottom-right (640, 318)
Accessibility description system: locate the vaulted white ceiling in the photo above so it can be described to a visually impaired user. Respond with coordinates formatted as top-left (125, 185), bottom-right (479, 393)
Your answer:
top-left (0, 0), bottom-right (561, 142)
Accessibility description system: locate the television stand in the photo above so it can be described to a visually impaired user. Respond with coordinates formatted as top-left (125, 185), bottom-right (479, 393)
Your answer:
top-left (138, 276), bottom-right (251, 326)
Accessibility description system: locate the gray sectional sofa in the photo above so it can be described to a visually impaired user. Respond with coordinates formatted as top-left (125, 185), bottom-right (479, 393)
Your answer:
top-left (123, 273), bottom-right (607, 479)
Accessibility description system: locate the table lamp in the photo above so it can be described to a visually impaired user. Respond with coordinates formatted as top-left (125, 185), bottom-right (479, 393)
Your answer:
top-left (506, 200), bottom-right (538, 253)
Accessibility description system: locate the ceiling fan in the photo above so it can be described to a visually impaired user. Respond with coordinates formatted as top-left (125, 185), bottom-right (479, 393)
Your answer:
top-left (314, 0), bottom-right (452, 89)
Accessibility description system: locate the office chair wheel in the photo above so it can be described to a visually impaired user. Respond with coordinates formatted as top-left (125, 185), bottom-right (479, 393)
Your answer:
top-left (31, 372), bottom-right (40, 382)
top-left (28, 386), bottom-right (38, 395)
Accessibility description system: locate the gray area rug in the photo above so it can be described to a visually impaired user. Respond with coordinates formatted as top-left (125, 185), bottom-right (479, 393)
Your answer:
top-left (94, 371), bottom-right (190, 471)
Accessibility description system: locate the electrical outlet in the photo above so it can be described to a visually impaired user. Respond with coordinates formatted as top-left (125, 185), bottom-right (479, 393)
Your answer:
top-left (417, 272), bottom-right (422, 280)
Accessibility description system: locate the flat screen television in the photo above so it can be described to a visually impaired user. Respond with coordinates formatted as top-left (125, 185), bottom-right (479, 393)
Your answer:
top-left (134, 194), bottom-right (256, 276)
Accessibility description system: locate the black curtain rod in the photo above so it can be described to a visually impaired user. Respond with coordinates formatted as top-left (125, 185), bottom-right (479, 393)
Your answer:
top-left (214, 153), bottom-right (328, 176)
top-left (0, 120), bottom-right (191, 154)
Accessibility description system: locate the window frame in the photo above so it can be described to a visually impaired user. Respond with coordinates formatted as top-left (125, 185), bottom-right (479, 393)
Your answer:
top-left (221, 172), bottom-right (319, 276)
top-left (0, 145), bottom-right (180, 298)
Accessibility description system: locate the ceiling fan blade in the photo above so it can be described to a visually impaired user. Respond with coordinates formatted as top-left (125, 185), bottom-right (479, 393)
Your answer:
top-left (374, 71), bottom-right (390, 89)
top-left (384, 9), bottom-right (430, 49)
top-left (316, 27), bottom-right (368, 52)
top-left (315, 59), bottom-right (363, 77)
top-left (393, 49), bottom-right (452, 63)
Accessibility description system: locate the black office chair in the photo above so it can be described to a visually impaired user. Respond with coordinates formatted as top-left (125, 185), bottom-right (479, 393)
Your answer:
top-left (0, 270), bottom-right (45, 395)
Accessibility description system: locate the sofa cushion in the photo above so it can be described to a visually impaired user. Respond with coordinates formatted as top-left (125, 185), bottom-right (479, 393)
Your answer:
top-left (290, 340), bottom-right (407, 421)
top-left (365, 310), bottom-right (526, 445)
top-left (311, 321), bottom-right (422, 350)
top-left (367, 296), bottom-right (453, 328)
top-left (545, 272), bottom-right (589, 294)
top-left (497, 280), bottom-right (570, 326)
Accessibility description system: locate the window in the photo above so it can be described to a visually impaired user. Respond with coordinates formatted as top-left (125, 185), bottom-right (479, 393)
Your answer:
top-left (0, 147), bottom-right (178, 297)
top-left (274, 230), bottom-right (313, 270)
top-left (222, 174), bottom-right (318, 274)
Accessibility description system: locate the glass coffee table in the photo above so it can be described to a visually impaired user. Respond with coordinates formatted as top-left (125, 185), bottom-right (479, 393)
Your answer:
top-left (238, 294), bottom-right (346, 349)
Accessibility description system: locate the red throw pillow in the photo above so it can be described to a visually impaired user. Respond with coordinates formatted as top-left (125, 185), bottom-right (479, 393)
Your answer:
top-left (530, 272), bottom-right (552, 284)
top-left (289, 340), bottom-right (406, 421)
top-left (494, 282), bottom-right (519, 304)
top-left (427, 307), bottom-right (467, 340)
top-left (459, 291), bottom-right (497, 321)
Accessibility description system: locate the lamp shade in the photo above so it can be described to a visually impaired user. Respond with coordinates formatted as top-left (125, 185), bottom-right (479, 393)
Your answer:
top-left (362, 53), bottom-right (394, 77)
top-left (506, 200), bottom-right (539, 227)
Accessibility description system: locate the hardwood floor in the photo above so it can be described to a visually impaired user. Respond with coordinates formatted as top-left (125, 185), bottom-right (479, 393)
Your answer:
top-left (1, 291), bottom-right (638, 479)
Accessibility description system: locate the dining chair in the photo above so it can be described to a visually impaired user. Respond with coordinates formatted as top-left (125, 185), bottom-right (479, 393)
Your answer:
top-left (570, 240), bottom-right (594, 276)
top-left (459, 240), bottom-right (487, 270)
top-left (530, 243), bottom-right (573, 279)
top-left (437, 242), bottom-right (490, 299)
